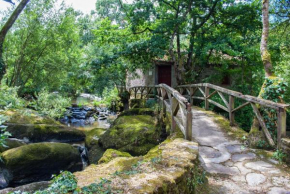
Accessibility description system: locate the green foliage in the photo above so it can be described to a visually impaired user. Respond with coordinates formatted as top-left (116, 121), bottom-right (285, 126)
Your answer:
top-left (187, 166), bottom-right (207, 193)
top-left (0, 84), bottom-right (24, 109)
top-left (93, 87), bottom-right (120, 110)
top-left (0, 115), bottom-right (11, 150)
top-left (272, 149), bottom-right (287, 163)
top-left (31, 90), bottom-right (71, 118)
top-left (11, 171), bottom-right (113, 194)
top-left (260, 77), bottom-right (287, 143)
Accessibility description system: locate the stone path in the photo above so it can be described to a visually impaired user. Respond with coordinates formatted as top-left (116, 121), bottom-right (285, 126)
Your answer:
top-left (191, 108), bottom-right (290, 194)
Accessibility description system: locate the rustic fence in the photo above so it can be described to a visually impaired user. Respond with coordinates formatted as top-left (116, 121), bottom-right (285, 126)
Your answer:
top-left (126, 83), bottom-right (288, 148)
top-left (128, 84), bottom-right (193, 141)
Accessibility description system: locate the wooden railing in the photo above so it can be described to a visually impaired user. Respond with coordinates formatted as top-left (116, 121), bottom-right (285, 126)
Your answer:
top-left (128, 84), bottom-right (193, 141)
top-left (177, 83), bottom-right (288, 147)
top-left (127, 83), bottom-right (288, 148)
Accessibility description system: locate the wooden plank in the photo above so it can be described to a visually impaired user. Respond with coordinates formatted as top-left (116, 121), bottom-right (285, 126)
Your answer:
top-left (185, 103), bottom-right (193, 141)
top-left (251, 103), bottom-right (275, 146)
top-left (208, 99), bottom-right (228, 112)
top-left (277, 108), bottom-right (287, 148)
top-left (198, 87), bottom-right (206, 97)
top-left (207, 90), bottom-right (217, 99)
top-left (171, 97), bottom-right (179, 116)
top-left (174, 116), bottom-right (185, 135)
top-left (229, 95), bottom-right (235, 126)
top-left (232, 102), bottom-right (250, 112)
top-left (218, 91), bottom-right (229, 108)
top-left (205, 87), bottom-right (209, 110)
top-left (192, 96), bottom-right (204, 100)
top-left (178, 83), bottom-right (289, 109)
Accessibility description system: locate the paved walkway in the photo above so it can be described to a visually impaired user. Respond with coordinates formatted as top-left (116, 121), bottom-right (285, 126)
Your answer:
top-left (191, 108), bottom-right (290, 194)
top-left (163, 100), bottom-right (290, 193)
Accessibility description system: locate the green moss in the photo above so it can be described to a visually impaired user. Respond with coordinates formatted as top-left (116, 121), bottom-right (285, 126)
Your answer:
top-left (98, 149), bottom-right (132, 164)
top-left (118, 108), bottom-right (155, 117)
top-left (84, 128), bottom-right (106, 148)
top-left (1, 142), bottom-right (79, 170)
top-left (99, 114), bottom-right (160, 156)
top-left (75, 138), bottom-right (204, 194)
top-left (0, 139), bottom-right (26, 153)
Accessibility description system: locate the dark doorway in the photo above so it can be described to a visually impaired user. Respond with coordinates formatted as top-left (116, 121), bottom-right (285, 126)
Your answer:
top-left (158, 65), bottom-right (172, 86)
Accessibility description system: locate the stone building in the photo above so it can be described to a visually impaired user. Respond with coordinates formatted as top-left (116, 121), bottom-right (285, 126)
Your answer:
top-left (126, 60), bottom-right (177, 88)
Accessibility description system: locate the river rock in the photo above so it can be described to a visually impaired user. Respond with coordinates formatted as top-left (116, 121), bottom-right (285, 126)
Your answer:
top-left (0, 138), bottom-right (26, 153)
top-left (85, 128), bottom-right (106, 164)
top-left (99, 110), bottom-right (162, 156)
top-left (5, 124), bottom-right (85, 143)
top-left (98, 149), bottom-right (132, 164)
top-left (0, 142), bottom-right (82, 187)
top-left (74, 138), bottom-right (206, 194)
top-left (0, 181), bottom-right (50, 194)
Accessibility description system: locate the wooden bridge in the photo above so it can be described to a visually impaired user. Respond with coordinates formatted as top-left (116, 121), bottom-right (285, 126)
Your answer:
top-left (122, 83), bottom-right (289, 148)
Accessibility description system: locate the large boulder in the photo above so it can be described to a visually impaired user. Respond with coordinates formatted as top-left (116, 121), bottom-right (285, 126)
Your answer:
top-left (74, 138), bottom-right (207, 194)
top-left (84, 128), bottom-right (106, 164)
top-left (6, 124), bottom-right (85, 143)
top-left (99, 113), bottom-right (162, 156)
top-left (0, 142), bottom-right (82, 188)
top-left (98, 149), bottom-right (131, 164)
top-left (0, 138), bottom-right (26, 153)
top-left (2, 109), bottom-right (85, 143)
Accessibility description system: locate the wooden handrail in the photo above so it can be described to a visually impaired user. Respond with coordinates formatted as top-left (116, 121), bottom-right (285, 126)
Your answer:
top-left (128, 84), bottom-right (192, 141)
top-left (177, 83), bottom-right (289, 148)
top-left (127, 83), bottom-right (288, 148)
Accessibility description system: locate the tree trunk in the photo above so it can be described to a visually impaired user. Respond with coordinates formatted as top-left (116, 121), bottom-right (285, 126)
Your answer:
top-left (250, 0), bottom-right (275, 144)
top-left (0, 0), bottom-right (30, 82)
top-left (260, 0), bottom-right (273, 77)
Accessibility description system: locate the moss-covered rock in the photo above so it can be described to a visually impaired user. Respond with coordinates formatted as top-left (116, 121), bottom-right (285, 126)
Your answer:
top-left (98, 149), bottom-right (132, 164)
top-left (0, 142), bottom-right (82, 187)
top-left (2, 109), bottom-right (59, 125)
top-left (84, 128), bottom-right (106, 149)
top-left (0, 138), bottom-right (26, 153)
top-left (99, 113), bottom-right (161, 156)
top-left (74, 138), bottom-right (207, 194)
top-left (2, 109), bottom-right (85, 143)
top-left (118, 108), bottom-right (155, 117)
top-left (84, 128), bottom-right (106, 164)
top-left (6, 124), bottom-right (85, 143)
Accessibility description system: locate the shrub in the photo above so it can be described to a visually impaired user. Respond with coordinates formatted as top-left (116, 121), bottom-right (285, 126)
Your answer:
top-left (0, 85), bottom-right (24, 109)
top-left (31, 90), bottom-right (71, 118)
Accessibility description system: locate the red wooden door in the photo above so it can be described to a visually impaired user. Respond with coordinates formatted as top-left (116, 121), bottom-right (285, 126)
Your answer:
top-left (158, 65), bottom-right (172, 86)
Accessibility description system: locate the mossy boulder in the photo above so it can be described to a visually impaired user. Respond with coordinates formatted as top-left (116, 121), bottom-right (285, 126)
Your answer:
top-left (84, 128), bottom-right (106, 164)
top-left (0, 142), bottom-right (82, 187)
top-left (74, 138), bottom-right (207, 194)
top-left (98, 149), bottom-right (132, 164)
top-left (2, 109), bottom-right (59, 125)
top-left (5, 124), bottom-right (85, 143)
top-left (0, 138), bottom-right (26, 153)
top-left (2, 109), bottom-right (85, 143)
top-left (99, 113), bottom-right (161, 156)
top-left (118, 108), bottom-right (155, 117)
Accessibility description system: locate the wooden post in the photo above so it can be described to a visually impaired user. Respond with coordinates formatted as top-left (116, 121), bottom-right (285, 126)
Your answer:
top-left (229, 95), bottom-right (235, 126)
top-left (134, 88), bottom-right (137, 99)
top-left (205, 86), bottom-right (209, 110)
top-left (171, 97), bottom-right (178, 133)
top-left (185, 103), bottom-right (192, 141)
top-left (277, 107), bottom-right (287, 148)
